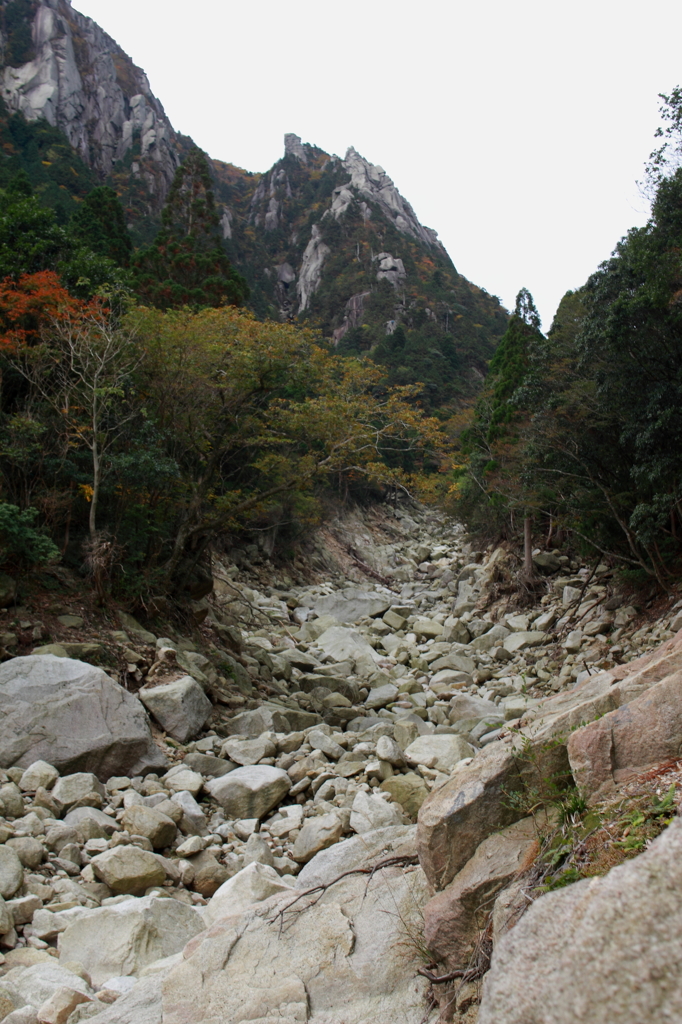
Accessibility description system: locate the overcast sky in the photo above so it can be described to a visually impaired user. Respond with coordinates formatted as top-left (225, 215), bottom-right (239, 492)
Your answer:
top-left (73, 0), bottom-right (682, 329)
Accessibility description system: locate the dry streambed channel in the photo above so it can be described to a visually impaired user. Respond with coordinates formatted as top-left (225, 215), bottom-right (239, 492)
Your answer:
top-left (0, 503), bottom-right (680, 1023)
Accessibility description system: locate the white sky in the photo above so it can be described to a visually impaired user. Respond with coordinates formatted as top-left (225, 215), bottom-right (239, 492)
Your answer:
top-left (72, 0), bottom-right (682, 329)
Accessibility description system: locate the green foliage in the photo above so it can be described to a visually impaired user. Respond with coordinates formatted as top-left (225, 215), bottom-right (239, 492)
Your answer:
top-left (0, 501), bottom-right (58, 566)
top-left (132, 148), bottom-right (248, 310)
top-left (0, 181), bottom-right (129, 299)
top-left (2, 0), bottom-right (36, 67)
top-left (69, 187), bottom-right (133, 266)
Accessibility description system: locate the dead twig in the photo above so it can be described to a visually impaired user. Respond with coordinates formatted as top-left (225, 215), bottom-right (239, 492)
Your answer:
top-left (269, 854), bottom-right (418, 935)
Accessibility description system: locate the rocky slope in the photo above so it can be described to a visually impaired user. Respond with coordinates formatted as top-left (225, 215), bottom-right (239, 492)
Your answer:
top-left (212, 136), bottom-right (507, 403)
top-left (0, 501), bottom-right (680, 1021)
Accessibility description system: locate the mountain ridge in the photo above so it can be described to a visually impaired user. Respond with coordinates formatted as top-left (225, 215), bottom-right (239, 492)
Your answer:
top-left (0, 0), bottom-right (507, 404)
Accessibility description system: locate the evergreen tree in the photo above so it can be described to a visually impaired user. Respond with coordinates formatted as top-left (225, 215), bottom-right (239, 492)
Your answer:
top-left (70, 186), bottom-right (132, 267)
top-left (131, 148), bottom-right (249, 310)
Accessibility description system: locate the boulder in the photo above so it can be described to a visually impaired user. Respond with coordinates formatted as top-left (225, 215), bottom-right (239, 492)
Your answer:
top-left (307, 730), bottom-right (344, 760)
top-left (162, 863), bottom-right (431, 1024)
top-left (36, 987), bottom-right (92, 1024)
top-left (311, 588), bottom-right (391, 623)
top-left (58, 896), bottom-right (204, 987)
top-left (206, 766), bottom-right (291, 819)
top-left (6, 837), bottom-right (43, 869)
top-left (430, 653), bottom-right (476, 675)
top-left (380, 773), bottom-right (429, 818)
top-left (52, 773), bottom-right (104, 809)
top-left (448, 693), bottom-right (499, 725)
top-left (91, 846), bottom-right (166, 895)
top-left (203, 862), bottom-right (294, 927)
top-left (404, 735), bottom-right (473, 772)
top-left (18, 762), bottom-right (58, 793)
top-left (417, 746), bottom-right (524, 890)
top-left (503, 631), bottom-right (546, 653)
top-left (532, 552), bottom-right (562, 574)
top-left (376, 735), bottom-right (405, 767)
top-left (63, 807), bottom-right (120, 835)
top-left (567, 669), bottom-right (682, 802)
top-left (138, 677), bottom-right (212, 744)
top-left (2, 964), bottom-right (92, 1015)
top-left (0, 656), bottom-right (166, 779)
top-left (316, 627), bottom-right (381, 678)
top-left (423, 816), bottom-right (539, 966)
top-left (478, 818), bottom-right (682, 1024)
top-left (292, 813), bottom-right (344, 863)
top-left (220, 735), bottom-right (275, 766)
top-left (412, 617), bottom-right (444, 639)
top-left (364, 684), bottom-right (398, 710)
top-left (181, 753), bottom-right (235, 777)
top-left (349, 790), bottom-right (404, 834)
top-left (224, 705), bottom-right (311, 737)
top-left (163, 768), bottom-right (203, 797)
top-left (297, 825), bottom-right (417, 889)
top-left (120, 806), bottom-right (177, 849)
top-left (0, 846), bottom-right (24, 898)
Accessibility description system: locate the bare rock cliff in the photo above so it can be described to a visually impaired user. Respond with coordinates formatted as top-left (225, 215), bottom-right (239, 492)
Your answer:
top-left (0, 0), bottom-right (181, 201)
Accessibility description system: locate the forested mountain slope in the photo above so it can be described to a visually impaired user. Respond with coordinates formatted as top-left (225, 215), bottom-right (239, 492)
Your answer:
top-left (0, 0), bottom-right (507, 407)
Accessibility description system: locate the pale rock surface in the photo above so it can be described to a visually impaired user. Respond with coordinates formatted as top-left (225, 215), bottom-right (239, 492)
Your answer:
top-left (18, 762), bottom-right (58, 793)
top-left (316, 627), bottom-right (380, 678)
top-left (57, 896), bottom-right (204, 987)
top-left (479, 818), bottom-right (682, 1024)
top-left (2, 964), bottom-right (92, 1014)
top-left (380, 773), bottom-right (429, 818)
top-left (0, 846), bottom-right (24, 898)
top-left (296, 825), bottom-right (417, 888)
top-left (350, 790), bottom-right (404, 833)
top-left (503, 630), bottom-right (546, 653)
top-left (138, 677), bottom-right (212, 744)
top-left (567, 669), bottom-right (682, 801)
top-left (90, 847), bottom-right (166, 895)
top-left (404, 735), bottom-right (474, 772)
top-left (162, 865), bottom-right (431, 1024)
top-left (35, 985), bottom-right (92, 1024)
top-left (206, 766), bottom-right (291, 819)
top-left (220, 735), bottom-right (274, 766)
top-left (120, 806), bottom-right (177, 849)
top-left (292, 812), bottom-right (343, 863)
top-left (311, 588), bottom-right (390, 623)
top-left (203, 862), bottom-right (294, 926)
top-left (51, 773), bottom-right (104, 809)
top-left (241, 832), bottom-right (274, 868)
top-left (0, 657), bottom-right (166, 779)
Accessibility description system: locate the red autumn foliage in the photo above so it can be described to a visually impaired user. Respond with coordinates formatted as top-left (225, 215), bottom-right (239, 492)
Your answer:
top-left (0, 271), bottom-right (86, 351)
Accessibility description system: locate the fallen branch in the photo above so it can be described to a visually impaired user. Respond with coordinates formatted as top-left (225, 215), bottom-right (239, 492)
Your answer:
top-left (269, 854), bottom-right (418, 934)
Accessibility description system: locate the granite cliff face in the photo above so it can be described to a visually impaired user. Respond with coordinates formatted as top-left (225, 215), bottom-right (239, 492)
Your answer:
top-left (0, 0), bottom-right (183, 230)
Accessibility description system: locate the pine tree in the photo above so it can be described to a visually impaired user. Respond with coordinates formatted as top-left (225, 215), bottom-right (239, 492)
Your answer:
top-left (131, 148), bottom-right (249, 310)
top-left (70, 186), bottom-right (132, 267)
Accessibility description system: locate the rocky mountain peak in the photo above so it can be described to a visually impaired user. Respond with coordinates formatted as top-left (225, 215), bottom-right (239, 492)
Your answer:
top-left (283, 132), bottom-right (308, 164)
top-left (341, 144), bottom-right (444, 252)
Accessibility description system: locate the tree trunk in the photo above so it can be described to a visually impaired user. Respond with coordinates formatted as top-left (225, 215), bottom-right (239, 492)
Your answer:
top-left (89, 440), bottom-right (100, 539)
top-left (524, 516), bottom-right (533, 575)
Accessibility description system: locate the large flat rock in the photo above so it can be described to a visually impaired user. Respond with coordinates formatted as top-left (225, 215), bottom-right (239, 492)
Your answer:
top-left (0, 656), bottom-right (167, 780)
top-left (162, 863), bottom-right (431, 1024)
top-left (311, 588), bottom-right (391, 624)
